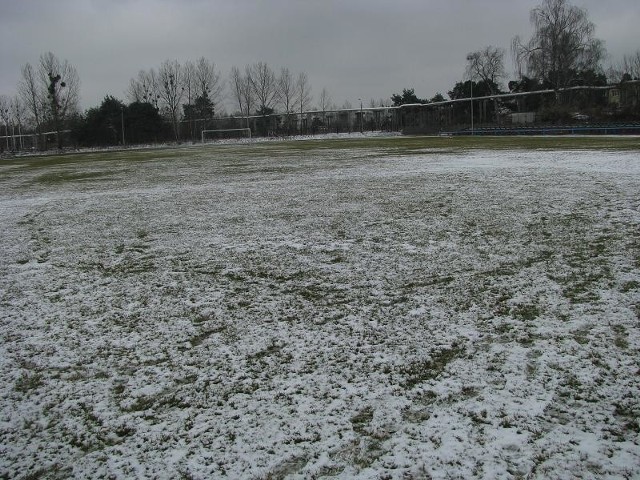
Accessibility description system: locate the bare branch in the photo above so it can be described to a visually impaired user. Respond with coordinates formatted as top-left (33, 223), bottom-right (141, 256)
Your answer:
top-left (278, 67), bottom-right (296, 115)
top-left (195, 57), bottom-right (224, 110)
top-left (158, 59), bottom-right (185, 140)
top-left (18, 63), bottom-right (43, 131)
top-left (319, 87), bottom-right (332, 113)
top-left (296, 72), bottom-right (312, 115)
top-left (248, 62), bottom-right (278, 113)
top-left (466, 46), bottom-right (505, 94)
top-left (511, 0), bottom-right (605, 89)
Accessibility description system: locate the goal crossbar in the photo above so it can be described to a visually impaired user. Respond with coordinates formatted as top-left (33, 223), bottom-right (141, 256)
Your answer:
top-left (202, 128), bottom-right (251, 142)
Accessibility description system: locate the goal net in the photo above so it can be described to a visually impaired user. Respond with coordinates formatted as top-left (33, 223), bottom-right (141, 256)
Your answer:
top-left (202, 128), bottom-right (252, 143)
top-left (1, 133), bottom-right (40, 151)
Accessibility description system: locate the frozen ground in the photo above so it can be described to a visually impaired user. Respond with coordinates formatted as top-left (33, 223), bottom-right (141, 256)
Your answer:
top-left (0, 141), bottom-right (639, 479)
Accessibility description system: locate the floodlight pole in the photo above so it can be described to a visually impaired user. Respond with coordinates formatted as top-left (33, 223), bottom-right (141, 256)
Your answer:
top-left (3, 110), bottom-right (8, 150)
top-left (359, 98), bottom-right (363, 133)
top-left (121, 107), bottom-right (125, 146)
top-left (470, 77), bottom-right (474, 135)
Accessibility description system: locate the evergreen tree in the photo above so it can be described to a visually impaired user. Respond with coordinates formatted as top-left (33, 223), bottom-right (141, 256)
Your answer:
top-left (391, 88), bottom-right (426, 106)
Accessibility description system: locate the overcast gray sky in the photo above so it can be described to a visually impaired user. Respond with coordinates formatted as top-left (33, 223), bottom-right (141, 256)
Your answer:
top-left (0, 0), bottom-right (638, 112)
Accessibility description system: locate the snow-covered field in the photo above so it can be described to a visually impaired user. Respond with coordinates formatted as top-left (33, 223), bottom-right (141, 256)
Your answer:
top-left (1, 141), bottom-right (639, 479)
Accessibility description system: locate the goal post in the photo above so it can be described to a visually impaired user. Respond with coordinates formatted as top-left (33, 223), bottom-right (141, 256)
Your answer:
top-left (202, 128), bottom-right (251, 143)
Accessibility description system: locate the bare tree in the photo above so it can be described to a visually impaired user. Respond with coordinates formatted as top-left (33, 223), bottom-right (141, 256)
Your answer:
top-left (229, 66), bottom-right (254, 129)
top-left (39, 52), bottom-right (80, 148)
top-left (295, 72), bottom-right (312, 134)
top-left (183, 60), bottom-right (196, 108)
top-left (278, 68), bottom-right (296, 113)
top-left (127, 69), bottom-right (161, 108)
top-left (278, 67), bottom-right (296, 133)
top-left (0, 95), bottom-right (10, 150)
top-left (296, 72), bottom-right (312, 115)
top-left (607, 50), bottom-right (640, 114)
top-left (466, 46), bottom-right (505, 94)
top-left (10, 97), bottom-right (26, 149)
top-left (318, 87), bottom-right (332, 114)
top-left (249, 62), bottom-right (278, 113)
top-left (127, 75), bottom-right (145, 103)
top-left (229, 66), bottom-right (244, 115)
top-left (158, 59), bottom-right (185, 141)
top-left (18, 62), bottom-right (43, 136)
top-left (512, 0), bottom-right (605, 89)
top-left (194, 57), bottom-right (223, 110)
top-left (317, 87), bottom-right (332, 129)
top-left (182, 60), bottom-right (197, 139)
top-left (619, 51), bottom-right (640, 80)
top-left (466, 46), bottom-right (505, 119)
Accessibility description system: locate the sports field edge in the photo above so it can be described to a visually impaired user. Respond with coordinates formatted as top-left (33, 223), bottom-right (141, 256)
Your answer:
top-left (1, 134), bottom-right (639, 170)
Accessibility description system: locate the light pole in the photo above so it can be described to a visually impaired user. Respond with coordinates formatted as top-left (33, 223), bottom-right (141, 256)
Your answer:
top-left (121, 106), bottom-right (125, 146)
top-left (3, 109), bottom-right (8, 150)
top-left (466, 56), bottom-right (474, 135)
top-left (470, 79), bottom-right (474, 134)
top-left (358, 98), bottom-right (363, 133)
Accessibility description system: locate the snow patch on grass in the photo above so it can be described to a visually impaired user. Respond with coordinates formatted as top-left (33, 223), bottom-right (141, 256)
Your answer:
top-left (1, 145), bottom-right (639, 478)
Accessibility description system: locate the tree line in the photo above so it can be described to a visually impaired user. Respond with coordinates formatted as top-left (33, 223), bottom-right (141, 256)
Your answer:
top-left (1, 0), bottom-right (639, 151)
top-left (391, 0), bottom-right (639, 120)
top-left (1, 52), bottom-right (80, 150)
top-left (0, 52), bottom-right (334, 149)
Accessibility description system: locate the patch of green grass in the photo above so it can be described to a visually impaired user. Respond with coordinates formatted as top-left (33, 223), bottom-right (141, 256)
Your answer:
top-left (562, 277), bottom-right (602, 304)
top-left (352, 438), bottom-right (385, 470)
top-left (189, 327), bottom-right (226, 347)
top-left (14, 372), bottom-right (44, 393)
top-left (461, 385), bottom-right (479, 398)
top-left (80, 253), bottom-right (156, 276)
top-left (21, 464), bottom-right (72, 480)
top-left (351, 407), bottom-right (374, 435)
top-left (31, 170), bottom-right (114, 185)
top-left (224, 271), bottom-right (246, 282)
top-left (399, 345), bottom-right (465, 388)
top-left (612, 401), bottom-right (640, 437)
top-left (236, 135), bottom-right (640, 153)
top-left (468, 409), bottom-right (490, 426)
top-left (495, 322), bottom-right (513, 335)
top-left (402, 406), bottom-right (431, 423)
top-left (511, 303), bottom-right (540, 321)
top-left (265, 455), bottom-right (309, 479)
top-left (6, 134), bottom-right (640, 174)
top-left (620, 280), bottom-right (639, 293)
top-left (612, 324), bottom-right (629, 349)
top-left (247, 341), bottom-right (284, 362)
top-left (112, 383), bottom-right (126, 395)
top-left (125, 395), bottom-right (156, 412)
top-left (572, 325), bottom-right (592, 345)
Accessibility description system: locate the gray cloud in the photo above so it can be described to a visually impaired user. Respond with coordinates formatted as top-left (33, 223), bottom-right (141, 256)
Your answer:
top-left (1, 0), bottom-right (638, 111)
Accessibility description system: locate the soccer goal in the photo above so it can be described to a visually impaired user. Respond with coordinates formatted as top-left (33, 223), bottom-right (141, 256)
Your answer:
top-left (202, 128), bottom-right (252, 143)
